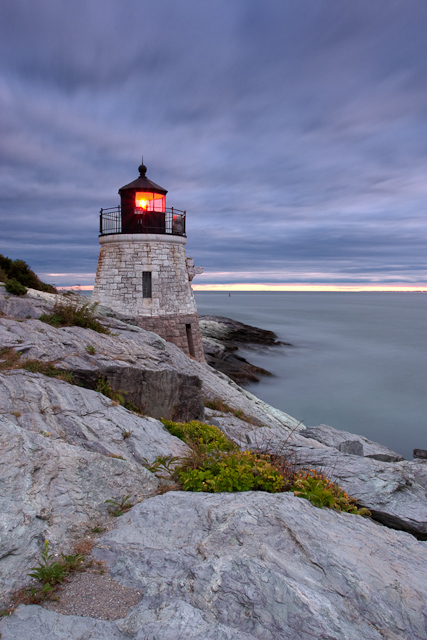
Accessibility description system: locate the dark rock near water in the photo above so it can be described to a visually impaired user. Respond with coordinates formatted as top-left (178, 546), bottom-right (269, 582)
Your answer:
top-left (199, 315), bottom-right (290, 384)
top-left (414, 448), bottom-right (427, 459)
top-left (199, 315), bottom-right (286, 347)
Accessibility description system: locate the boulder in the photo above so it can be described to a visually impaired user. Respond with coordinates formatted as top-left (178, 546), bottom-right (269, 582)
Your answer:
top-left (0, 284), bottom-right (59, 319)
top-left (0, 413), bottom-right (159, 606)
top-left (199, 315), bottom-right (285, 346)
top-left (0, 316), bottom-right (204, 422)
top-left (300, 423), bottom-right (405, 462)
top-left (3, 491), bottom-right (426, 639)
top-left (0, 371), bottom-right (189, 464)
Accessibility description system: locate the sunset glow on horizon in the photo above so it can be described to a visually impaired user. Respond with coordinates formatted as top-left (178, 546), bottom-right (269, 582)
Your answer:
top-left (192, 283), bottom-right (427, 293)
top-left (55, 283), bottom-right (427, 293)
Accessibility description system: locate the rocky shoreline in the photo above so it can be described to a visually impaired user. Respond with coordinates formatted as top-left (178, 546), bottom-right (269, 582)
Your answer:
top-left (199, 315), bottom-right (290, 384)
top-left (0, 286), bottom-right (426, 639)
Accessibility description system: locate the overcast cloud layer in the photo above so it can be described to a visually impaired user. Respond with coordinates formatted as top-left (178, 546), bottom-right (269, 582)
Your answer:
top-left (1, 0), bottom-right (426, 287)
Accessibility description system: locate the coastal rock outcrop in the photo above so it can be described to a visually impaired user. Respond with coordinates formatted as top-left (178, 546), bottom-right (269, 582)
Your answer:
top-left (300, 423), bottom-right (405, 462)
top-left (0, 368), bottom-right (192, 604)
top-left (1, 286), bottom-right (427, 638)
top-left (0, 411), bottom-right (160, 604)
top-left (206, 412), bottom-right (427, 538)
top-left (2, 492), bottom-right (427, 640)
top-left (199, 315), bottom-right (289, 384)
top-left (0, 308), bottom-right (301, 432)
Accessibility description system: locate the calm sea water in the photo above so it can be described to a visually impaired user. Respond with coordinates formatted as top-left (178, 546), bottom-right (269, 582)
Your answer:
top-left (194, 292), bottom-right (427, 460)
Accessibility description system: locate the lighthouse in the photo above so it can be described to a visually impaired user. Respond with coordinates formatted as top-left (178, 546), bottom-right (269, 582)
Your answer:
top-left (92, 161), bottom-right (205, 362)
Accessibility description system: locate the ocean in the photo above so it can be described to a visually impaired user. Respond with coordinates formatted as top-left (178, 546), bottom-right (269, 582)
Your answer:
top-left (194, 291), bottom-right (427, 460)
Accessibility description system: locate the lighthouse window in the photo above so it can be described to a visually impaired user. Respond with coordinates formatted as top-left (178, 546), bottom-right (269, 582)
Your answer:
top-left (142, 272), bottom-right (152, 298)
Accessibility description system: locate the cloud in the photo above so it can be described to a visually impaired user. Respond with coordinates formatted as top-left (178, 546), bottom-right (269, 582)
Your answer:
top-left (0, 0), bottom-right (427, 285)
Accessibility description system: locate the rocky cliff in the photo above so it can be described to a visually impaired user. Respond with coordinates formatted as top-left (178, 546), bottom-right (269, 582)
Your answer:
top-left (0, 286), bottom-right (426, 639)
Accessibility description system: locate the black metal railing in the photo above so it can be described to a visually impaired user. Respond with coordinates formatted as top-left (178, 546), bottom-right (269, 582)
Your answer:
top-left (99, 207), bottom-right (122, 234)
top-left (99, 206), bottom-right (186, 236)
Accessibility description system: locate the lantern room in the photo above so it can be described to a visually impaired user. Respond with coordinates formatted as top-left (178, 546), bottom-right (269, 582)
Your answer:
top-left (99, 162), bottom-right (186, 236)
top-left (119, 162), bottom-right (168, 234)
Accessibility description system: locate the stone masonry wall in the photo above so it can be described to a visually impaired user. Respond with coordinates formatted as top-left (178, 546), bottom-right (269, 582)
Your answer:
top-left (92, 235), bottom-right (205, 362)
top-left (138, 313), bottom-right (205, 362)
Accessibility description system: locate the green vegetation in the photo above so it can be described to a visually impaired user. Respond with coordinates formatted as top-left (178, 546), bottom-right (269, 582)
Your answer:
top-left (96, 377), bottom-right (124, 404)
top-left (85, 344), bottom-right (96, 355)
top-left (28, 541), bottom-right (69, 586)
top-left (142, 455), bottom-right (182, 477)
top-left (95, 377), bottom-right (144, 414)
top-left (0, 254), bottom-right (56, 293)
top-left (178, 450), bottom-right (284, 493)
top-left (161, 418), bottom-right (236, 453)
top-left (117, 425), bottom-right (133, 440)
top-left (23, 359), bottom-right (74, 383)
top-left (0, 348), bottom-right (73, 383)
top-left (105, 494), bottom-right (134, 517)
top-left (26, 540), bottom-right (84, 602)
top-left (0, 347), bottom-right (22, 372)
top-left (4, 278), bottom-right (27, 296)
top-left (290, 469), bottom-right (371, 516)
top-left (151, 418), bottom-right (370, 517)
top-left (40, 301), bottom-right (110, 334)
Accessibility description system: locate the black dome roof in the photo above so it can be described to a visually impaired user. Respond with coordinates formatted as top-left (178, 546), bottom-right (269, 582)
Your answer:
top-left (118, 163), bottom-right (167, 195)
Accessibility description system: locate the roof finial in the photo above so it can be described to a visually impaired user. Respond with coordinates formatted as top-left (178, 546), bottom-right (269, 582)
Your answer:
top-left (138, 155), bottom-right (147, 176)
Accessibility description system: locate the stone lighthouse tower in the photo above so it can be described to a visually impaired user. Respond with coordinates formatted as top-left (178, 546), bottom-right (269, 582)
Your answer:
top-left (92, 161), bottom-right (205, 361)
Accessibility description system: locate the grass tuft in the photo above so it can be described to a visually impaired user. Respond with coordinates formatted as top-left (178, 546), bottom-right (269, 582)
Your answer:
top-left (40, 301), bottom-right (110, 334)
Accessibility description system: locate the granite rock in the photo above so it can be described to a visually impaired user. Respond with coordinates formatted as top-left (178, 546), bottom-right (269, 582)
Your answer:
top-left (0, 605), bottom-right (128, 639)
top-left (301, 423), bottom-right (405, 462)
top-left (0, 412), bottom-right (159, 605)
top-left (4, 491), bottom-right (425, 640)
top-left (0, 370), bottom-right (189, 463)
top-left (0, 311), bottom-right (301, 431)
top-left (199, 315), bottom-right (287, 384)
top-left (237, 426), bottom-right (427, 538)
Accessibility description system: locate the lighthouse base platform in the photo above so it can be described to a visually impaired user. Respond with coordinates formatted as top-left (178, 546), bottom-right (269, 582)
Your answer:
top-left (137, 312), bottom-right (205, 362)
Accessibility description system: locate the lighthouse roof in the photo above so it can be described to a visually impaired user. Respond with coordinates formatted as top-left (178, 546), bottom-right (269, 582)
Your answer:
top-left (118, 163), bottom-right (168, 195)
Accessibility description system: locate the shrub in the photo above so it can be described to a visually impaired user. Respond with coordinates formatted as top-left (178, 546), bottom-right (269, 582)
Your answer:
top-left (0, 347), bottom-right (22, 371)
top-left (96, 377), bottom-right (124, 404)
top-left (40, 301), bottom-right (109, 334)
top-left (0, 349), bottom-right (73, 382)
top-left (157, 418), bottom-right (370, 517)
top-left (4, 278), bottom-right (27, 296)
top-left (0, 254), bottom-right (56, 293)
top-left (177, 450), bottom-right (284, 493)
top-left (161, 418), bottom-right (236, 453)
top-left (290, 469), bottom-right (371, 516)
top-left (95, 377), bottom-right (144, 415)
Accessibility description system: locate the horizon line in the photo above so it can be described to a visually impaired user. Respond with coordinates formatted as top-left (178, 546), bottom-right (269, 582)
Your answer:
top-left (56, 283), bottom-right (427, 293)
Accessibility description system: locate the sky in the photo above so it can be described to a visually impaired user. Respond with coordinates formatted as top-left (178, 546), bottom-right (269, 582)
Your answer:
top-left (1, 0), bottom-right (427, 291)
